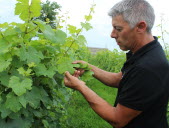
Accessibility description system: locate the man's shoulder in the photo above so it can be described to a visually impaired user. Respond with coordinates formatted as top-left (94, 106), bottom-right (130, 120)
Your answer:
top-left (136, 44), bottom-right (169, 72)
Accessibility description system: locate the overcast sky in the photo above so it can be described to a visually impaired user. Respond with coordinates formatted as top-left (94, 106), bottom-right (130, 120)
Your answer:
top-left (0, 0), bottom-right (169, 50)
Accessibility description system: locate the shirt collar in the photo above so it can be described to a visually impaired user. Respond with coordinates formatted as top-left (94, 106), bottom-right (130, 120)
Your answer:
top-left (126, 36), bottom-right (159, 64)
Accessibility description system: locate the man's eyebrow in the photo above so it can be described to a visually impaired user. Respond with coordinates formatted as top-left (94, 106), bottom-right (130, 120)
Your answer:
top-left (114, 26), bottom-right (123, 29)
top-left (112, 24), bottom-right (121, 27)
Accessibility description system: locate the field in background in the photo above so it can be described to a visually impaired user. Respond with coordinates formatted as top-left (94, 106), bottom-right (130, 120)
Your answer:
top-left (67, 50), bottom-right (125, 128)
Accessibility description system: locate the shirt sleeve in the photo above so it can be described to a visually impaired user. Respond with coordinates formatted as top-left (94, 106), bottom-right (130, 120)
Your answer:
top-left (118, 66), bottom-right (163, 111)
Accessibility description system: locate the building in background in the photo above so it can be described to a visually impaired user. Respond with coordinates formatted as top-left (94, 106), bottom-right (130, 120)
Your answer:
top-left (88, 47), bottom-right (108, 54)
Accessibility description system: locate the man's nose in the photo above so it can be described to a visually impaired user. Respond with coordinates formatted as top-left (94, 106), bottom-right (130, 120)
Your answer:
top-left (110, 29), bottom-right (117, 38)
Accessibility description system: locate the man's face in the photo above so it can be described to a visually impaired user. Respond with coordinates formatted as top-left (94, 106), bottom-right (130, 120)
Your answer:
top-left (110, 15), bottom-right (136, 51)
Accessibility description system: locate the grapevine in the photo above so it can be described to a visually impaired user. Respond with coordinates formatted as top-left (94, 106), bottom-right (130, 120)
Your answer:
top-left (0, 0), bottom-right (95, 127)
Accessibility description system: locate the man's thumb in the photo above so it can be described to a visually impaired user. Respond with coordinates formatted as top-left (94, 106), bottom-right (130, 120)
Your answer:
top-left (65, 71), bottom-right (71, 79)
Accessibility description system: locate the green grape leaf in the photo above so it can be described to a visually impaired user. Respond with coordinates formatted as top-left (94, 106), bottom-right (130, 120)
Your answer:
top-left (0, 22), bottom-right (9, 29)
top-left (55, 30), bottom-right (67, 44)
top-left (0, 39), bottom-right (11, 54)
top-left (34, 64), bottom-right (47, 76)
top-left (41, 25), bottom-right (58, 42)
top-left (0, 71), bottom-right (10, 87)
top-left (0, 54), bottom-right (12, 72)
top-left (47, 66), bottom-right (57, 78)
top-left (9, 76), bottom-right (32, 96)
top-left (77, 35), bottom-right (87, 45)
top-left (28, 62), bottom-right (36, 68)
top-left (0, 117), bottom-right (31, 128)
top-left (15, 0), bottom-right (29, 21)
top-left (65, 41), bottom-right (79, 50)
top-left (0, 104), bottom-right (12, 119)
top-left (27, 46), bottom-right (44, 63)
top-left (11, 56), bottom-right (24, 68)
top-left (81, 22), bottom-right (93, 31)
top-left (34, 64), bottom-right (57, 78)
top-left (30, 0), bottom-right (41, 18)
top-left (35, 20), bottom-right (66, 44)
top-left (90, 7), bottom-right (95, 13)
top-left (3, 27), bottom-right (18, 37)
top-left (85, 15), bottom-right (92, 21)
top-left (39, 86), bottom-right (50, 107)
top-left (67, 24), bottom-right (81, 34)
top-left (17, 67), bottom-right (25, 75)
top-left (5, 92), bottom-right (22, 113)
top-left (80, 71), bottom-right (94, 81)
top-left (73, 63), bottom-right (93, 81)
top-left (18, 46), bottom-right (27, 61)
top-left (32, 110), bottom-right (43, 118)
top-left (18, 95), bottom-right (27, 108)
top-left (157, 36), bottom-right (161, 39)
top-left (19, 46), bottom-right (44, 64)
top-left (67, 25), bottom-right (77, 34)
top-left (42, 119), bottom-right (49, 127)
top-left (44, 45), bottom-right (60, 54)
top-left (25, 86), bottom-right (41, 109)
top-left (56, 57), bottom-right (75, 74)
top-left (79, 63), bottom-right (88, 69)
top-left (15, 0), bottom-right (41, 21)
top-left (74, 63), bottom-right (91, 70)
top-left (17, 67), bottom-right (33, 76)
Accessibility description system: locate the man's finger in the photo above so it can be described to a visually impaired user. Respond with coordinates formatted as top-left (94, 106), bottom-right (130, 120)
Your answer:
top-left (64, 76), bottom-right (68, 83)
top-left (77, 70), bottom-right (81, 76)
top-left (72, 60), bottom-right (79, 64)
top-left (73, 70), bottom-right (81, 78)
top-left (73, 70), bottom-right (78, 77)
top-left (72, 60), bottom-right (84, 64)
top-left (64, 71), bottom-right (72, 79)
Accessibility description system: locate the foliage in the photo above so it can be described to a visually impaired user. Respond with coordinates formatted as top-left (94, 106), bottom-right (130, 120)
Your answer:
top-left (156, 15), bottom-right (169, 59)
top-left (89, 49), bottom-right (125, 72)
top-left (0, 0), bottom-right (95, 127)
top-left (36, 0), bottom-right (61, 29)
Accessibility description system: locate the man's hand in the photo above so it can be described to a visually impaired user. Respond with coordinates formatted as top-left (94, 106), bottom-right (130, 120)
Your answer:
top-left (72, 60), bottom-right (91, 77)
top-left (64, 71), bottom-right (86, 90)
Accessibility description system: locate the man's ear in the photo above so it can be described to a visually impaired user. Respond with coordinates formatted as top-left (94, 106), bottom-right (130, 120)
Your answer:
top-left (136, 21), bottom-right (147, 33)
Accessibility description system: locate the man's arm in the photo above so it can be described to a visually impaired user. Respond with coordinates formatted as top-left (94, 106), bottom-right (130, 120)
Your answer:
top-left (90, 64), bottom-right (122, 88)
top-left (64, 72), bottom-right (141, 128)
top-left (80, 85), bottom-right (141, 128)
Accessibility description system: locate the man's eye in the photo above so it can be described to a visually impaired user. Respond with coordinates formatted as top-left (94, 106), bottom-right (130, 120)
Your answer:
top-left (116, 28), bottom-right (122, 32)
top-left (114, 26), bottom-right (122, 32)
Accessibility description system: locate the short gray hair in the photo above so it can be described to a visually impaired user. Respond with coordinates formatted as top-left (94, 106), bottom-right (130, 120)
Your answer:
top-left (108, 0), bottom-right (155, 33)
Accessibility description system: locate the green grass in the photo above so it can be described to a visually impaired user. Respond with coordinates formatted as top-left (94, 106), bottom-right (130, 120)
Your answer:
top-left (67, 78), bottom-right (117, 128)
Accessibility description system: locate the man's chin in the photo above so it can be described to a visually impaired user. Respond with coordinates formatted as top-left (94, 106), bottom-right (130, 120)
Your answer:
top-left (119, 46), bottom-right (128, 51)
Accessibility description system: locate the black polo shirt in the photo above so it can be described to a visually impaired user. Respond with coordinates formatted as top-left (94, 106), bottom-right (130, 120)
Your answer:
top-left (114, 37), bottom-right (169, 128)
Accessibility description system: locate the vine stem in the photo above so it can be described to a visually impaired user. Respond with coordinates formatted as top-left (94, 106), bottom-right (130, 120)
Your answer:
top-left (160, 16), bottom-right (169, 57)
top-left (0, 30), bottom-right (4, 38)
top-left (64, 4), bottom-right (95, 55)
top-left (64, 30), bottom-right (82, 55)
top-left (27, 26), bottom-right (39, 34)
top-left (23, 0), bottom-right (32, 38)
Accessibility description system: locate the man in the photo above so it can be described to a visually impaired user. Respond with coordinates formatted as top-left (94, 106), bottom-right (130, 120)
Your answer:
top-left (64, 0), bottom-right (169, 127)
